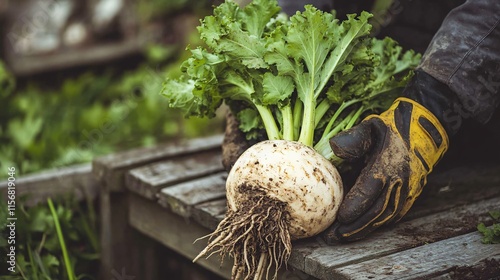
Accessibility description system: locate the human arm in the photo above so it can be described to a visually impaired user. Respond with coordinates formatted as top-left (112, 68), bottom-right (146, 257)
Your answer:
top-left (323, 0), bottom-right (500, 242)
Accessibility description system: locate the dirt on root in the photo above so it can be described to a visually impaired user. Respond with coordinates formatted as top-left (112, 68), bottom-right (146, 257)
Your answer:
top-left (195, 184), bottom-right (292, 280)
top-left (221, 111), bottom-right (255, 171)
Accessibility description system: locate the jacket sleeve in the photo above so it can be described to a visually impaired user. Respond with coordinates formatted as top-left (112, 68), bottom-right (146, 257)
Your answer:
top-left (418, 0), bottom-right (500, 124)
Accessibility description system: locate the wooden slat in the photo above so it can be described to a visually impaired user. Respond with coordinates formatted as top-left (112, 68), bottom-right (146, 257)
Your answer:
top-left (93, 134), bottom-right (223, 192)
top-left (291, 196), bottom-right (500, 280)
top-left (128, 194), bottom-right (233, 279)
top-left (405, 164), bottom-right (500, 221)
top-left (192, 199), bottom-right (227, 230)
top-left (431, 256), bottom-right (500, 279)
top-left (191, 195), bottom-right (500, 279)
top-left (118, 145), bottom-right (500, 280)
top-left (93, 134), bottom-right (222, 280)
top-left (163, 164), bottom-right (500, 279)
top-left (130, 194), bottom-right (319, 280)
top-left (334, 231), bottom-right (500, 280)
top-left (158, 172), bottom-right (227, 218)
top-left (7, 39), bottom-right (143, 77)
top-left (153, 163), bottom-right (500, 227)
top-left (126, 150), bottom-right (224, 200)
top-left (0, 163), bottom-right (97, 206)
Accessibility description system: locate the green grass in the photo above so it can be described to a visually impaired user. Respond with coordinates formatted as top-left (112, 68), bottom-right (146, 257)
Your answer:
top-left (47, 198), bottom-right (75, 280)
top-left (0, 195), bottom-right (100, 280)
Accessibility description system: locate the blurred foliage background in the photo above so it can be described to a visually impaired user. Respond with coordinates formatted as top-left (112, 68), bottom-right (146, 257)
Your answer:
top-left (0, 0), bottom-right (226, 179)
top-left (0, 0), bottom-right (226, 279)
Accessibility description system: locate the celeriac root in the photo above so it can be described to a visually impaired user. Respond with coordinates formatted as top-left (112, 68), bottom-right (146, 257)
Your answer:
top-left (193, 188), bottom-right (292, 280)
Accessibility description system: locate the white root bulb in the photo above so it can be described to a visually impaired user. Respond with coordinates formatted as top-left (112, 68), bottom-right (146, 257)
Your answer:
top-left (194, 140), bottom-right (343, 280)
top-left (227, 140), bottom-right (343, 239)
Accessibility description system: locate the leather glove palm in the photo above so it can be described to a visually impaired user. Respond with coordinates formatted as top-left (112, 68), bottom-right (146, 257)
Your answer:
top-left (323, 97), bottom-right (449, 242)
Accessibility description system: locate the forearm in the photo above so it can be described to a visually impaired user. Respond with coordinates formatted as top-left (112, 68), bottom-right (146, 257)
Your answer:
top-left (418, 0), bottom-right (500, 125)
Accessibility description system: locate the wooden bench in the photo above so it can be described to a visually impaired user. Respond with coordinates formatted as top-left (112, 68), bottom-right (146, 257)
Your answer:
top-left (0, 163), bottom-right (98, 206)
top-left (93, 135), bottom-right (500, 279)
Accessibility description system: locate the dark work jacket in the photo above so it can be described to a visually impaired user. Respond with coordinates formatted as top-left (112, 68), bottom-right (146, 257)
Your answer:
top-left (418, 0), bottom-right (500, 125)
top-left (390, 0), bottom-right (500, 164)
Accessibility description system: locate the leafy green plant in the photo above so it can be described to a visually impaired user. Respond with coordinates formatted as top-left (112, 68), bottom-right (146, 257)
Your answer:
top-left (161, 0), bottom-right (420, 162)
top-left (0, 61), bottom-right (15, 98)
top-left (47, 198), bottom-right (76, 280)
top-left (478, 210), bottom-right (500, 244)
top-left (0, 195), bottom-right (99, 280)
top-left (0, 43), bottom-right (224, 178)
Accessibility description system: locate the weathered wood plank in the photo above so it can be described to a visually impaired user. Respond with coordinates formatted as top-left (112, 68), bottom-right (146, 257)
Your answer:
top-left (291, 196), bottom-right (500, 280)
top-left (333, 231), bottom-right (500, 280)
top-left (128, 194), bottom-right (233, 279)
top-left (158, 172), bottom-right (227, 218)
top-left (7, 38), bottom-right (143, 76)
top-left (126, 150), bottom-right (224, 200)
top-left (430, 256), bottom-right (500, 280)
top-left (192, 199), bottom-right (228, 230)
top-left (93, 134), bottom-right (223, 192)
top-left (94, 135), bottom-right (221, 279)
top-left (94, 135), bottom-right (222, 279)
top-left (130, 194), bottom-right (319, 280)
top-left (118, 145), bottom-right (500, 280)
top-left (0, 163), bottom-right (97, 206)
top-left (171, 164), bottom-right (500, 279)
top-left (168, 164), bottom-right (500, 232)
top-left (154, 163), bottom-right (500, 227)
top-left (406, 164), bottom-right (500, 221)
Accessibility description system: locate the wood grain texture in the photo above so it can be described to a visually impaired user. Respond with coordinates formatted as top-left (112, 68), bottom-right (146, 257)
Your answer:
top-left (118, 142), bottom-right (500, 280)
top-left (129, 194), bottom-right (320, 280)
top-left (158, 172), bottom-right (227, 218)
top-left (193, 199), bottom-right (227, 230)
top-left (157, 164), bottom-right (500, 280)
top-left (93, 134), bottom-right (223, 192)
top-left (334, 232), bottom-right (500, 280)
top-left (128, 194), bottom-right (233, 279)
top-left (126, 150), bottom-right (224, 200)
top-left (0, 163), bottom-right (97, 206)
top-left (292, 196), bottom-right (500, 280)
top-left (94, 135), bottom-right (222, 279)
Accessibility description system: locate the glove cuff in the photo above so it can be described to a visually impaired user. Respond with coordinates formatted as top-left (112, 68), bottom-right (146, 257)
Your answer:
top-left (403, 70), bottom-right (462, 136)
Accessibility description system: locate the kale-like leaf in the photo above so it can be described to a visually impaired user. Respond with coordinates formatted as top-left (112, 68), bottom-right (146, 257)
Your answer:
top-left (161, 0), bottom-right (421, 159)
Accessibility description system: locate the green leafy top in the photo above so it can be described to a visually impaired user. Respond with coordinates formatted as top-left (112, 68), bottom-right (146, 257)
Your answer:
top-left (478, 210), bottom-right (500, 244)
top-left (161, 0), bottom-right (421, 160)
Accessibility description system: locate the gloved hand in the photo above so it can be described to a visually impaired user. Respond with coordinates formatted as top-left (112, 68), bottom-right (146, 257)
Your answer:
top-left (323, 70), bottom-right (459, 242)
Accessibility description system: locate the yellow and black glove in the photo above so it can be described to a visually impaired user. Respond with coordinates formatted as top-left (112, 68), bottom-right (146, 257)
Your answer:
top-left (323, 70), bottom-right (461, 242)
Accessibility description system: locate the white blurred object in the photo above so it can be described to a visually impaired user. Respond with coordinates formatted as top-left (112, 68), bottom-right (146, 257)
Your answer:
top-left (92, 0), bottom-right (124, 30)
top-left (7, 0), bottom-right (75, 55)
top-left (30, 32), bottom-right (59, 53)
top-left (50, 0), bottom-right (74, 34)
top-left (4, 0), bottom-right (139, 76)
top-left (63, 22), bottom-right (90, 46)
top-left (11, 31), bottom-right (59, 55)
